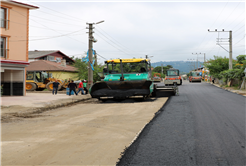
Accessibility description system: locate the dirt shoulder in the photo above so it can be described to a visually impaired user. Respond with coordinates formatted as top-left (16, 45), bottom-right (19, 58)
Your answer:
top-left (1, 93), bottom-right (91, 123)
top-left (1, 97), bottom-right (168, 165)
top-left (209, 82), bottom-right (246, 96)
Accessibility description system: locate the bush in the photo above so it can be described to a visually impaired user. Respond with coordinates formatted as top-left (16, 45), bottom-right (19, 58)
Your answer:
top-left (219, 69), bottom-right (244, 82)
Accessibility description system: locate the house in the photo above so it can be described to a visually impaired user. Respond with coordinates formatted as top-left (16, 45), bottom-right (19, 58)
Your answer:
top-left (26, 60), bottom-right (79, 80)
top-left (1, 0), bottom-right (38, 96)
top-left (28, 50), bottom-right (74, 65)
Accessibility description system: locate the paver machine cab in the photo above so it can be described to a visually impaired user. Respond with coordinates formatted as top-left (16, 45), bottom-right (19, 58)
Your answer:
top-left (26, 71), bottom-right (67, 91)
top-left (189, 71), bottom-right (202, 83)
top-left (90, 58), bottom-right (156, 100)
top-left (164, 68), bottom-right (182, 86)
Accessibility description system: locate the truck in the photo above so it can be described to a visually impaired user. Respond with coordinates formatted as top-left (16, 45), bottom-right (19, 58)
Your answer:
top-left (90, 58), bottom-right (156, 100)
top-left (164, 68), bottom-right (182, 86)
top-left (189, 71), bottom-right (202, 83)
top-left (153, 73), bottom-right (162, 82)
top-left (26, 71), bottom-right (69, 91)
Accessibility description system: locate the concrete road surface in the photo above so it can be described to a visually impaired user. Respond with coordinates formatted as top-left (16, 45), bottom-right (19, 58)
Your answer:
top-left (117, 81), bottom-right (245, 165)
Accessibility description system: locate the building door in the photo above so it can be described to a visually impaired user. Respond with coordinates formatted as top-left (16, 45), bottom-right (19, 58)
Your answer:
top-left (1, 69), bottom-right (24, 96)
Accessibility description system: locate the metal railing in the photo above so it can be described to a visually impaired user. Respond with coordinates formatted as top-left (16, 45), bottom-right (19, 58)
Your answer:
top-left (1, 49), bottom-right (8, 58)
top-left (1, 19), bottom-right (9, 29)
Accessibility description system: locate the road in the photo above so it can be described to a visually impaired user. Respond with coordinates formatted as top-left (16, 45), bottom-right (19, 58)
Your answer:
top-left (1, 96), bottom-right (168, 165)
top-left (117, 81), bottom-right (246, 165)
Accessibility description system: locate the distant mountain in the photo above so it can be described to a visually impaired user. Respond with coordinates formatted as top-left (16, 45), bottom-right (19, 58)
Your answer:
top-left (152, 61), bottom-right (203, 73)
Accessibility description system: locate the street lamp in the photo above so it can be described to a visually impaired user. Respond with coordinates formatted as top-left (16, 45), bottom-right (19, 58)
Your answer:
top-left (95, 20), bottom-right (104, 24)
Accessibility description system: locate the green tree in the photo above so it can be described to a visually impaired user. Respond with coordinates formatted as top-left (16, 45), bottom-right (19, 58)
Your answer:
top-left (153, 65), bottom-right (173, 74)
top-left (167, 65), bottom-right (173, 69)
top-left (204, 56), bottom-right (229, 79)
top-left (219, 55), bottom-right (246, 82)
top-left (219, 69), bottom-right (244, 82)
top-left (72, 57), bottom-right (104, 82)
top-left (236, 55), bottom-right (246, 64)
top-left (152, 66), bottom-right (162, 73)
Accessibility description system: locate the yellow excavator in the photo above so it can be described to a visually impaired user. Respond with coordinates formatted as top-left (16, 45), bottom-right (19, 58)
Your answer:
top-left (26, 71), bottom-right (68, 91)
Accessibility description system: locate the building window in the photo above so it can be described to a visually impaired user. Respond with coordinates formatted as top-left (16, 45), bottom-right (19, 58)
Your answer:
top-left (56, 57), bottom-right (61, 62)
top-left (1, 37), bottom-right (7, 58)
top-left (1, 7), bottom-right (8, 29)
top-left (47, 55), bottom-right (55, 61)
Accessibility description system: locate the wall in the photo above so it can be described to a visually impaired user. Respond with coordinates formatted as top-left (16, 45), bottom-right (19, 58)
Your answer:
top-left (1, 2), bottom-right (28, 61)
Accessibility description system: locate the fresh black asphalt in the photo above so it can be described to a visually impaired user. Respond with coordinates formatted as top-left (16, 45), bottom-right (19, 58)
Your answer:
top-left (117, 81), bottom-right (246, 166)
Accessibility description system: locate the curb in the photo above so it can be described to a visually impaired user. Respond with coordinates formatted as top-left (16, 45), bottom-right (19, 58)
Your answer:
top-left (31, 96), bottom-right (92, 114)
top-left (208, 82), bottom-right (246, 97)
top-left (1, 95), bottom-right (92, 122)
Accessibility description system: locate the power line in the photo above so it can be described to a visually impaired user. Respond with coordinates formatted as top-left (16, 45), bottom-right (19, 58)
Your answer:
top-left (10, 8), bottom-right (86, 44)
top-left (218, 1), bottom-right (244, 28)
top-left (27, 1), bottom-right (88, 22)
top-left (30, 14), bottom-right (83, 27)
top-left (96, 52), bottom-right (107, 60)
top-left (94, 32), bottom-right (133, 57)
top-left (233, 25), bottom-right (245, 34)
top-left (195, 1), bottom-right (229, 52)
top-left (224, 10), bottom-right (245, 29)
top-left (210, 1), bottom-right (229, 28)
top-left (9, 28), bottom-right (86, 42)
top-left (11, 8), bottom-right (84, 27)
top-left (231, 18), bottom-right (245, 30)
top-left (95, 24), bottom-right (139, 54)
top-left (29, 7), bottom-right (86, 23)
top-left (234, 34), bottom-right (246, 45)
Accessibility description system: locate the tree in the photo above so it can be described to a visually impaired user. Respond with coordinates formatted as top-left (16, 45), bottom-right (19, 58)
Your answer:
top-left (152, 66), bottom-right (162, 73)
top-left (219, 55), bottom-right (246, 83)
top-left (236, 55), bottom-right (246, 64)
top-left (167, 65), bottom-right (173, 69)
top-left (204, 56), bottom-right (229, 79)
top-left (152, 65), bottom-right (173, 75)
top-left (72, 57), bottom-right (104, 82)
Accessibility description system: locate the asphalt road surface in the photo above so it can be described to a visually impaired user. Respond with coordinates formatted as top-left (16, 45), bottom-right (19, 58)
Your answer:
top-left (117, 81), bottom-right (246, 166)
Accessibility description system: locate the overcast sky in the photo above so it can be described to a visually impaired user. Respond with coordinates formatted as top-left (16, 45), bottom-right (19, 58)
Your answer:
top-left (15, 0), bottom-right (245, 64)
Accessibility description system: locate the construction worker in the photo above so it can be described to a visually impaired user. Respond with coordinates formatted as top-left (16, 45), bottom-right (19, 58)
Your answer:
top-left (68, 80), bottom-right (78, 96)
top-left (83, 80), bottom-right (88, 94)
top-left (77, 80), bottom-right (85, 95)
top-left (52, 80), bottom-right (60, 95)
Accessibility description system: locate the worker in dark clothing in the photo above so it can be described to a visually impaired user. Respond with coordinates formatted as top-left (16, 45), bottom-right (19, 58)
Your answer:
top-left (68, 80), bottom-right (78, 96)
top-left (52, 80), bottom-right (60, 95)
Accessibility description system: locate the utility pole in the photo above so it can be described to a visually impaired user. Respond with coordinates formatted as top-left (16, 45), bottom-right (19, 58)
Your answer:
top-left (86, 20), bottom-right (104, 89)
top-left (86, 23), bottom-right (94, 89)
top-left (187, 59), bottom-right (196, 71)
top-left (208, 29), bottom-right (232, 69)
top-left (161, 63), bottom-right (163, 74)
top-left (192, 53), bottom-right (199, 70)
top-left (229, 31), bottom-right (232, 70)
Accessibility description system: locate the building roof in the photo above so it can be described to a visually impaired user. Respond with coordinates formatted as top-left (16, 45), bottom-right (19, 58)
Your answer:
top-left (26, 60), bottom-right (78, 72)
top-left (2, 0), bottom-right (39, 9)
top-left (29, 50), bottom-right (59, 59)
top-left (28, 50), bottom-right (74, 62)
